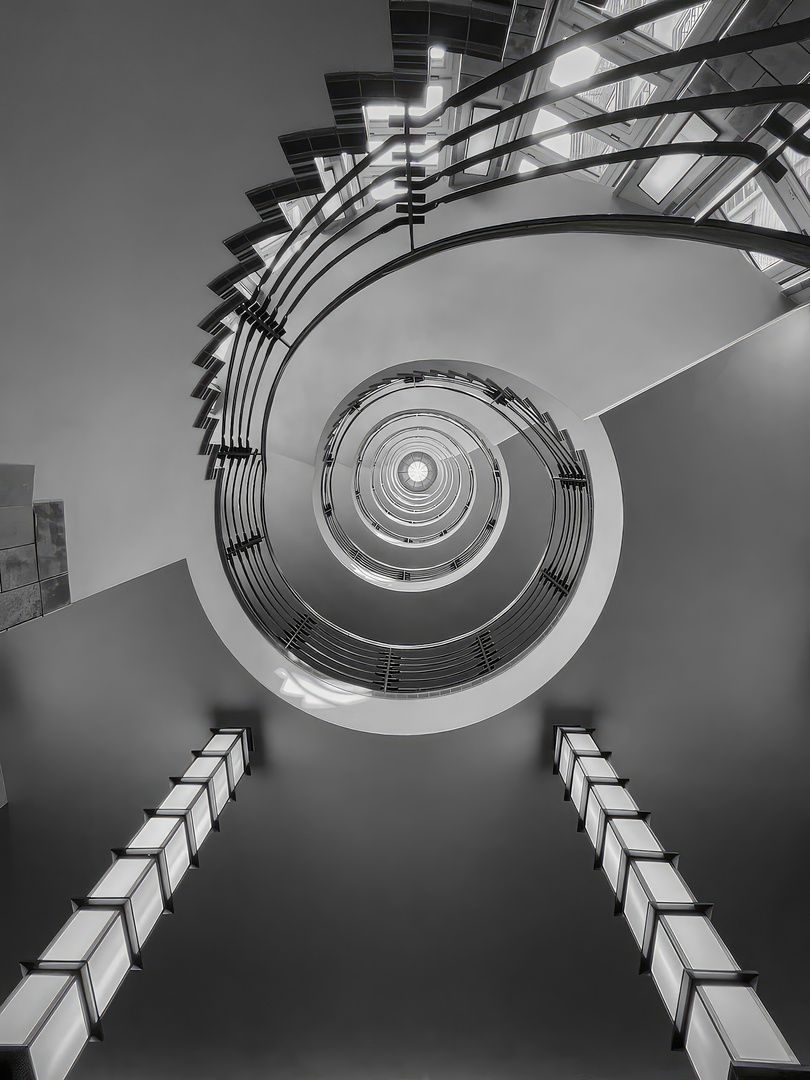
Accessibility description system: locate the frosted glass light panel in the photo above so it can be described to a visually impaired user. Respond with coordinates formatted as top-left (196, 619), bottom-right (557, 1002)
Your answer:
top-left (0, 973), bottom-right (89, 1080)
top-left (202, 730), bottom-right (246, 787)
top-left (183, 754), bottom-right (230, 816)
top-left (89, 856), bottom-right (164, 953)
top-left (569, 754), bottom-right (617, 816)
top-left (40, 908), bottom-right (131, 1016)
top-left (685, 984), bottom-right (798, 1080)
top-left (158, 782), bottom-right (213, 855)
top-left (0, 727), bottom-right (251, 1080)
top-left (623, 859), bottom-right (694, 948)
top-left (553, 725), bottom-right (801, 1080)
top-left (584, 782), bottom-right (639, 850)
top-left (127, 814), bottom-right (191, 895)
top-left (601, 815), bottom-right (662, 894)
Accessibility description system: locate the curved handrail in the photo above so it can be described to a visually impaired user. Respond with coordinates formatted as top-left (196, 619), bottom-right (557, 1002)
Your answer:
top-left (198, 2), bottom-right (810, 695)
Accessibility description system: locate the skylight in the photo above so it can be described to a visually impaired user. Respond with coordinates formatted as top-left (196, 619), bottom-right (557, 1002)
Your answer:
top-left (720, 177), bottom-right (787, 270)
top-left (429, 45), bottom-right (446, 62)
top-left (784, 145), bottom-right (810, 194)
top-left (365, 84), bottom-right (445, 125)
top-left (518, 157), bottom-right (540, 173)
top-left (365, 103), bottom-right (402, 123)
top-left (315, 159), bottom-right (345, 221)
top-left (466, 106), bottom-right (499, 174)
top-left (532, 109), bottom-right (571, 159)
top-left (638, 113), bottom-right (716, 203)
top-left (409, 83), bottom-right (445, 118)
top-left (370, 179), bottom-right (401, 202)
top-left (596, 0), bottom-right (709, 49)
top-left (279, 199), bottom-right (304, 229)
top-left (549, 46), bottom-right (600, 89)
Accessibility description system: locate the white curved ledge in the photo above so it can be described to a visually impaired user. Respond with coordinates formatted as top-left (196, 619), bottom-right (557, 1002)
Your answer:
top-left (187, 362), bottom-right (623, 735)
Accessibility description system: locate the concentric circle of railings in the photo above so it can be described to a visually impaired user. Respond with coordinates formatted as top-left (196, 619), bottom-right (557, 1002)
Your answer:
top-left (318, 373), bottom-right (509, 587)
top-left (196, 4), bottom-right (810, 708)
top-left (217, 368), bottom-right (592, 695)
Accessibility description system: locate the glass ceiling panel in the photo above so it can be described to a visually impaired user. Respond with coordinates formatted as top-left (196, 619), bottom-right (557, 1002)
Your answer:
top-left (720, 177), bottom-right (787, 270)
top-left (579, 56), bottom-right (620, 111)
top-left (596, 0), bottom-right (709, 49)
top-left (784, 146), bottom-right (810, 195)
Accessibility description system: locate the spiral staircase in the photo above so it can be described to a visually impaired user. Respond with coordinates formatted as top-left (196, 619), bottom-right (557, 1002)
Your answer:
top-left (188, 0), bottom-right (810, 732)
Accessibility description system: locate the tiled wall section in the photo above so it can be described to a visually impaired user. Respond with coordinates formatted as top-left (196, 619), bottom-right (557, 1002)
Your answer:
top-left (0, 464), bottom-right (70, 632)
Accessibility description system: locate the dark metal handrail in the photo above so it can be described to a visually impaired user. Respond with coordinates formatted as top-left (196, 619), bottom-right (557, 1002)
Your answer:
top-left (197, 2), bottom-right (810, 695)
top-left (217, 368), bottom-right (592, 694)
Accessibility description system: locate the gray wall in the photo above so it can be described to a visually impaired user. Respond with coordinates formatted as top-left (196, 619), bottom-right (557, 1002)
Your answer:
top-left (0, 306), bottom-right (809, 1079)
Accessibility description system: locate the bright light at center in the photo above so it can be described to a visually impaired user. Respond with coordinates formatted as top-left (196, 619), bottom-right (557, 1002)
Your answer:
top-left (407, 461), bottom-right (429, 483)
top-left (549, 46), bottom-right (600, 88)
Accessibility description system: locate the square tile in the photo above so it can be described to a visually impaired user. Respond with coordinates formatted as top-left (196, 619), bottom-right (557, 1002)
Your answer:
top-left (34, 501), bottom-right (68, 579)
top-left (0, 583), bottom-right (42, 630)
top-left (0, 545), bottom-right (38, 591)
top-left (0, 464), bottom-right (34, 508)
top-left (0, 506), bottom-right (35, 550)
top-left (40, 574), bottom-right (71, 615)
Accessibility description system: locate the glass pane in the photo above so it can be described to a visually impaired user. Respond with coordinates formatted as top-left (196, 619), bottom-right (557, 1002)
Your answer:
top-left (650, 921), bottom-right (683, 1019)
top-left (613, 818), bottom-right (660, 852)
top-left (720, 177), bottom-right (786, 270)
top-left (570, 760), bottom-right (587, 814)
top-left (639, 153), bottom-right (700, 203)
top-left (533, 109), bottom-right (571, 159)
top-left (159, 784), bottom-right (205, 812)
top-left (190, 791), bottom-right (213, 845)
top-left (566, 733), bottom-right (596, 753)
top-left (602, 824), bottom-right (623, 892)
top-left (0, 973), bottom-right (70, 1043)
top-left (636, 860), bottom-right (693, 903)
top-left (130, 863), bottom-right (164, 946)
top-left (184, 756), bottom-right (220, 780)
top-left (29, 977), bottom-right (88, 1080)
top-left (466, 106), bottom-right (499, 175)
top-left (623, 864), bottom-right (649, 946)
top-left (42, 909), bottom-right (113, 962)
top-left (212, 760), bottom-right (230, 816)
top-left (229, 742), bottom-right (245, 784)
top-left (597, 785), bottom-right (637, 812)
top-left (702, 984), bottom-right (798, 1063)
top-left (165, 827), bottom-right (191, 894)
top-left (91, 857), bottom-right (151, 899)
top-left (580, 58), bottom-right (619, 111)
top-left (581, 757), bottom-right (616, 780)
top-left (550, 47), bottom-right (602, 89)
top-left (130, 816), bottom-right (177, 849)
top-left (585, 789), bottom-right (602, 845)
top-left (204, 733), bottom-right (238, 754)
top-left (685, 989), bottom-right (732, 1080)
top-left (558, 740), bottom-right (573, 785)
top-left (784, 147), bottom-right (810, 194)
top-left (663, 914), bottom-right (736, 971)
top-left (86, 914), bottom-right (130, 1014)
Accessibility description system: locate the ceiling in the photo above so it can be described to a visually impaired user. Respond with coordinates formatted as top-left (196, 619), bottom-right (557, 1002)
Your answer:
top-left (1, 2), bottom-right (809, 1079)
